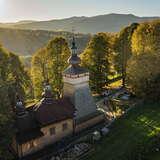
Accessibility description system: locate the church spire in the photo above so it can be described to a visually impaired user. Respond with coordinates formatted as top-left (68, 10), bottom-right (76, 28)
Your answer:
top-left (68, 32), bottom-right (81, 66)
top-left (71, 36), bottom-right (77, 54)
top-left (63, 28), bottom-right (88, 76)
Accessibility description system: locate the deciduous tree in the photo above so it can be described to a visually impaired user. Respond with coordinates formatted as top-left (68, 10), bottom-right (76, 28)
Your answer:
top-left (31, 37), bottom-right (70, 99)
top-left (81, 33), bottom-right (113, 94)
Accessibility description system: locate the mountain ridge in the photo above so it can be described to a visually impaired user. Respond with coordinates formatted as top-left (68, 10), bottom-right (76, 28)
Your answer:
top-left (0, 13), bottom-right (160, 56)
top-left (0, 13), bottom-right (159, 33)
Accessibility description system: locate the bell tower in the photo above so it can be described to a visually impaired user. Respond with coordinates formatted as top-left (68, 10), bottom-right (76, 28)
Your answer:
top-left (63, 34), bottom-right (97, 121)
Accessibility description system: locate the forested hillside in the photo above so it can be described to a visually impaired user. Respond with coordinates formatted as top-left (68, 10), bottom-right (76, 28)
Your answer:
top-left (0, 14), bottom-right (159, 33)
top-left (0, 28), bottom-right (90, 56)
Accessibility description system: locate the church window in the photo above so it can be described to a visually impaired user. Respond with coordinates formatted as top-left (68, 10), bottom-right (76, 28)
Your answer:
top-left (50, 127), bottom-right (56, 135)
top-left (62, 123), bottom-right (68, 131)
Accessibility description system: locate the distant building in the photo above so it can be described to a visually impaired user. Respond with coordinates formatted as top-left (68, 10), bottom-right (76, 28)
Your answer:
top-left (11, 35), bottom-right (104, 158)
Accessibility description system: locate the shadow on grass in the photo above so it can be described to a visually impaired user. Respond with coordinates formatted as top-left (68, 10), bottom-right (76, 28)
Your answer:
top-left (85, 102), bottom-right (160, 160)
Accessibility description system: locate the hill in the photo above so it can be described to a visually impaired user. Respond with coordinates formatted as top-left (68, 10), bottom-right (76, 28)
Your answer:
top-left (86, 102), bottom-right (160, 160)
top-left (0, 28), bottom-right (90, 56)
top-left (1, 13), bottom-right (160, 33)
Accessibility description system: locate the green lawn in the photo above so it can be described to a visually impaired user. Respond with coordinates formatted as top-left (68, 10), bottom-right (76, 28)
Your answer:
top-left (86, 102), bottom-right (160, 160)
top-left (148, 152), bottom-right (160, 160)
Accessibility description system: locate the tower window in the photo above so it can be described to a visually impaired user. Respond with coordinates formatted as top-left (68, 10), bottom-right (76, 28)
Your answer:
top-left (62, 123), bottom-right (68, 131)
top-left (50, 127), bottom-right (56, 135)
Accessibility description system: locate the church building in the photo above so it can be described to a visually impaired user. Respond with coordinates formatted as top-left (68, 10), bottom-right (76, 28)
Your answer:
top-left (11, 35), bottom-right (104, 158)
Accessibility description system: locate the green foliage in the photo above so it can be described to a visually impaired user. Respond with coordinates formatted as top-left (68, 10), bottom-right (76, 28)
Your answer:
top-left (0, 44), bottom-right (30, 159)
top-left (126, 53), bottom-right (160, 100)
top-left (113, 23), bottom-right (139, 86)
top-left (7, 52), bottom-right (31, 102)
top-left (46, 37), bottom-right (70, 98)
top-left (127, 21), bottom-right (160, 100)
top-left (132, 21), bottom-right (160, 55)
top-left (31, 48), bottom-right (47, 99)
top-left (0, 86), bottom-right (14, 160)
top-left (31, 37), bottom-right (70, 99)
top-left (81, 33), bottom-right (113, 94)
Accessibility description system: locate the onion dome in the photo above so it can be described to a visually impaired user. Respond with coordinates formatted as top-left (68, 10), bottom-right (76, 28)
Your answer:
top-left (15, 95), bottom-right (26, 116)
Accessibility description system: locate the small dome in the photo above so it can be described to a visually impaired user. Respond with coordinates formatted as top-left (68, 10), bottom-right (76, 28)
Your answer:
top-left (42, 81), bottom-right (53, 99)
top-left (45, 84), bottom-right (52, 91)
top-left (16, 101), bottom-right (23, 107)
top-left (15, 100), bottom-right (26, 116)
top-left (68, 54), bottom-right (81, 66)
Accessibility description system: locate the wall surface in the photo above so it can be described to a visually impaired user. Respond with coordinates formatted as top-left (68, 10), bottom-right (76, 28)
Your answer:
top-left (17, 119), bottom-right (73, 157)
top-left (75, 114), bottom-right (104, 133)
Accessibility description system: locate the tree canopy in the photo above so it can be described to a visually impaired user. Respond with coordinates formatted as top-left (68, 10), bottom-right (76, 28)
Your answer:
top-left (31, 37), bottom-right (70, 99)
top-left (0, 44), bottom-right (30, 159)
top-left (81, 32), bottom-right (113, 94)
top-left (113, 23), bottom-right (139, 87)
top-left (127, 20), bottom-right (160, 100)
top-left (132, 21), bottom-right (160, 55)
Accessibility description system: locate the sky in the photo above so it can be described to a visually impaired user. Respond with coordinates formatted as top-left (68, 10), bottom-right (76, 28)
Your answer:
top-left (0, 0), bottom-right (160, 22)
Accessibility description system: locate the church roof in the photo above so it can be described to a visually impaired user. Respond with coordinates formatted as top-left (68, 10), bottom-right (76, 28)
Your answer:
top-left (16, 128), bottom-right (43, 145)
top-left (63, 65), bottom-right (88, 75)
top-left (15, 96), bottom-right (75, 144)
top-left (15, 112), bottom-right (37, 132)
top-left (33, 97), bottom-right (75, 126)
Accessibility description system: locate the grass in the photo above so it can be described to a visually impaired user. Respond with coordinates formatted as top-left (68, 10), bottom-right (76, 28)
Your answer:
top-left (148, 152), bottom-right (160, 160)
top-left (148, 150), bottom-right (160, 160)
top-left (85, 102), bottom-right (160, 160)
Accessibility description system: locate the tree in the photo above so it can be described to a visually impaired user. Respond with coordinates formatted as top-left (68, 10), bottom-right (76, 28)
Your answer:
top-left (0, 45), bottom-right (9, 83)
top-left (0, 85), bottom-right (14, 160)
top-left (132, 20), bottom-right (160, 55)
top-left (0, 44), bottom-right (30, 159)
top-left (31, 37), bottom-right (70, 99)
top-left (81, 33), bottom-right (113, 94)
top-left (7, 52), bottom-right (31, 104)
top-left (114, 23), bottom-right (139, 87)
top-left (127, 20), bottom-right (160, 100)
top-left (31, 48), bottom-right (48, 99)
top-left (46, 37), bottom-right (70, 98)
top-left (126, 53), bottom-right (160, 100)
